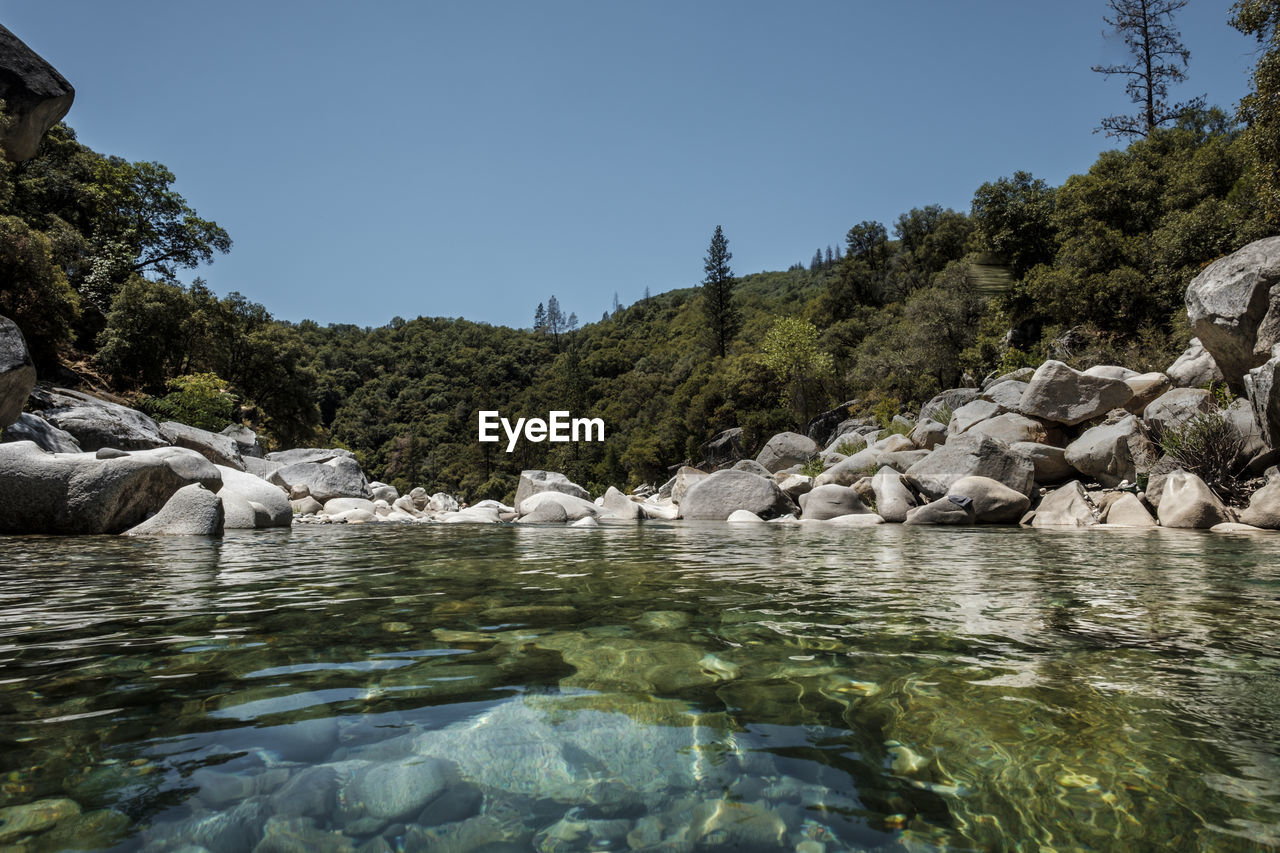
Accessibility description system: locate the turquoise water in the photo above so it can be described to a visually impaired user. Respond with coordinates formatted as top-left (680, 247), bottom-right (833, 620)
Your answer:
top-left (1, 523), bottom-right (1279, 851)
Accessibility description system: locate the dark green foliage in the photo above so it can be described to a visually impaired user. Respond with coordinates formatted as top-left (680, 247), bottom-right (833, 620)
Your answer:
top-left (1158, 401), bottom-right (1249, 504)
top-left (702, 225), bottom-right (739, 358)
top-left (971, 171), bottom-right (1057, 278)
top-left (1232, 0), bottom-right (1280, 225)
top-left (0, 214), bottom-right (79, 366)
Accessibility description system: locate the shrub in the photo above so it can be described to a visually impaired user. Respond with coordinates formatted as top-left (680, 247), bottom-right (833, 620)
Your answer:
top-left (140, 373), bottom-right (237, 431)
top-left (834, 438), bottom-right (862, 456)
top-left (1158, 408), bottom-right (1248, 505)
top-left (799, 457), bottom-right (825, 478)
top-left (932, 403), bottom-right (954, 426)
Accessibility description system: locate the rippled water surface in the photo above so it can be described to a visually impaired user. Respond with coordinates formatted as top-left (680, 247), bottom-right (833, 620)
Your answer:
top-left (2, 522), bottom-right (1279, 851)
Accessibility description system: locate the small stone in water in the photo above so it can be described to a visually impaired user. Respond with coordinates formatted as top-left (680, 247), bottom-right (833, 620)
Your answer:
top-left (381, 621), bottom-right (412, 633)
top-left (1056, 771), bottom-right (1098, 789)
top-left (697, 654), bottom-right (740, 680)
top-left (0, 797), bottom-right (81, 843)
top-left (796, 841), bottom-right (826, 853)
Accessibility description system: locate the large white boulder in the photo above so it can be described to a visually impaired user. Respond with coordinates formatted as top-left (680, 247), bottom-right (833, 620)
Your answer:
top-left (871, 466), bottom-right (917, 523)
top-left (679, 469), bottom-right (796, 521)
top-left (1018, 361), bottom-right (1133, 426)
top-left (218, 464), bottom-right (292, 528)
top-left (1166, 338), bottom-right (1224, 388)
top-left (755, 432), bottom-right (819, 473)
top-left (1157, 470), bottom-right (1233, 529)
top-left (1030, 481), bottom-right (1097, 527)
top-left (798, 484), bottom-right (869, 520)
top-left (514, 470), bottom-right (590, 508)
top-left (124, 484), bottom-right (224, 536)
top-left (518, 491), bottom-right (599, 521)
top-left (270, 456), bottom-right (371, 503)
top-left (0, 442), bottom-right (220, 534)
top-left (1063, 415), bottom-right (1157, 488)
top-left (946, 475), bottom-right (1030, 523)
top-left (160, 421), bottom-right (245, 470)
top-left (904, 433), bottom-right (1035, 500)
top-left (1185, 236), bottom-right (1280, 388)
top-left (1, 412), bottom-right (80, 453)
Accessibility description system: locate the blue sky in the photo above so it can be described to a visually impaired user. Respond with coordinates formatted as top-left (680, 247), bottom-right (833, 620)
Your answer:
top-left (2, 1), bottom-right (1259, 329)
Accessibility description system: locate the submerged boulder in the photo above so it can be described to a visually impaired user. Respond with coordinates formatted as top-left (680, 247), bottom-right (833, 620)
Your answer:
top-left (680, 469), bottom-right (796, 520)
top-left (0, 442), bottom-right (220, 534)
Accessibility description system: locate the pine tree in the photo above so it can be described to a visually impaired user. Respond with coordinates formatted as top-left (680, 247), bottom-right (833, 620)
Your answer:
top-left (1092, 0), bottom-right (1204, 138)
top-left (810, 249), bottom-right (823, 271)
top-left (825, 246), bottom-right (834, 266)
top-left (701, 225), bottom-right (739, 358)
top-left (546, 295), bottom-right (565, 348)
top-left (533, 302), bottom-right (547, 333)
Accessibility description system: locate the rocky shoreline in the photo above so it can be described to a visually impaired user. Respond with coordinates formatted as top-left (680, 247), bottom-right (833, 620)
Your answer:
top-left (4, 237), bottom-right (1280, 536)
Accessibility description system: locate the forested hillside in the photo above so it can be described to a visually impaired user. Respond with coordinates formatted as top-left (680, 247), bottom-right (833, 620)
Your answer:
top-left (3, 0), bottom-right (1278, 504)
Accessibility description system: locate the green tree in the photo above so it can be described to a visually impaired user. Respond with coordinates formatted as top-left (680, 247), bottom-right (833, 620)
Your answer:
top-left (702, 225), bottom-right (739, 358)
top-left (760, 315), bottom-right (833, 426)
top-left (1092, 0), bottom-right (1205, 138)
top-left (96, 276), bottom-right (193, 391)
top-left (0, 215), bottom-right (79, 366)
top-left (1231, 0), bottom-right (1280, 225)
top-left (970, 171), bottom-right (1058, 278)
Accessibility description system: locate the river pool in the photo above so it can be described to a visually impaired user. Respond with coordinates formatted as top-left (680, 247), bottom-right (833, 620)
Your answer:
top-left (1, 522), bottom-right (1278, 851)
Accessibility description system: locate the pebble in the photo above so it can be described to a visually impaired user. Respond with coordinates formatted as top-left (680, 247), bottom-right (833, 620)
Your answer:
top-left (0, 797), bottom-right (81, 843)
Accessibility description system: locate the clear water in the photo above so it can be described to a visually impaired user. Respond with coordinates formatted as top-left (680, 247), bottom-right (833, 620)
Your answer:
top-left (1, 522), bottom-right (1279, 852)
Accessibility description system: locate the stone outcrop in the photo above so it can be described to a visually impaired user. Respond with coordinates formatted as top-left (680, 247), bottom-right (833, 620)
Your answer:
top-left (600, 486), bottom-right (644, 520)
top-left (160, 421), bottom-right (245, 470)
top-left (1244, 346), bottom-right (1280, 448)
top-left (1063, 415), bottom-right (1155, 488)
top-left (1009, 441), bottom-right (1074, 484)
top-left (1143, 388), bottom-right (1214, 435)
top-left (947, 399), bottom-right (1005, 435)
top-left (680, 469), bottom-right (795, 521)
top-left (217, 465), bottom-right (292, 529)
top-left (124, 484), bottom-right (224, 536)
top-left (1166, 338), bottom-right (1224, 388)
top-left (755, 432), bottom-right (818, 473)
top-left (0, 316), bottom-right (36, 429)
top-left (514, 470), bottom-right (590, 509)
top-left (1029, 481), bottom-right (1097, 527)
top-left (0, 442), bottom-right (219, 534)
top-left (270, 456), bottom-right (371, 503)
top-left (0, 24), bottom-right (75, 162)
top-left (798, 484), bottom-right (869, 520)
top-left (1, 412), bottom-right (79, 453)
top-left (920, 388), bottom-right (978, 423)
top-left (29, 387), bottom-right (169, 451)
top-left (904, 432), bottom-right (1035, 500)
top-left (1018, 360), bottom-right (1133, 426)
top-left (699, 427), bottom-right (743, 467)
top-left (871, 466), bottom-right (917, 523)
top-left (946, 475), bottom-right (1030, 523)
top-left (1185, 236), bottom-right (1280, 388)
top-left (1123, 372), bottom-right (1171, 415)
top-left (968, 412), bottom-right (1054, 445)
top-left (1157, 470), bottom-right (1233, 529)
